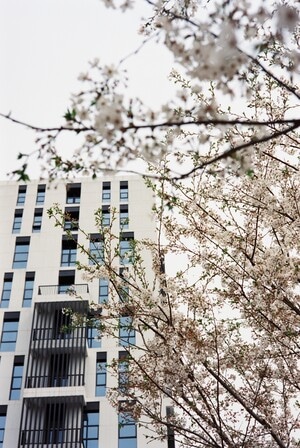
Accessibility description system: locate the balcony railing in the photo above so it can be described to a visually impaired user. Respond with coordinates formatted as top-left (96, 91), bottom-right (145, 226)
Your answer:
top-left (38, 284), bottom-right (89, 295)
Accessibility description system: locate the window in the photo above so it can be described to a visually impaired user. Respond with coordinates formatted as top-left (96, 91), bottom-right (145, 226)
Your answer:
top-left (120, 232), bottom-right (134, 265)
top-left (89, 234), bottom-right (104, 265)
top-left (0, 312), bottom-right (19, 351)
top-left (120, 181), bottom-right (128, 202)
top-left (48, 354), bottom-right (70, 387)
top-left (9, 356), bottom-right (24, 400)
top-left (119, 316), bottom-right (135, 347)
top-left (12, 209), bottom-right (23, 233)
top-left (58, 270), bottom-right (75, 294)
top-left (101, 205), bottom-right (110, 227)
top-left (118, 403), bottom-right (137, 448)
top-left (0, 406), bottom-right (7, 448)
top-left (82, 403), bottom-right (99, 448)
top-left (22, 272), bottom-right (35, 307)
top-left (53, 309), bottom-right (71, 340)
top-left (66, 183), bottom-right (81, 204)
top-left (1, 273), bottom-right (13, 308)
top-left (102, 181), bottom-right (111, 202)
top-left (87, 320), bottom-right (101, 348)
top-left (99, 279), bottom-right (109, 304)
top-left (32, 208), bottom-right (43, 232)
top-left (12, 237), bottom-right (30, 269)
top-left (64, 207), bottom-right (79, 231)
top-left (96, 352), bottom-right (107, 396)
top-left (36, 184), bottom-right (46, 204)
top-left (43, 403), bottom-right (65, 444)
top-left (16, 185), bottom-right (27, 206)
top-left (119, 351), bottom-right (129, 393)
top-left (120, 205), bottom-right (129, 229)
top-left (61, 236), bottom-right (77, 266)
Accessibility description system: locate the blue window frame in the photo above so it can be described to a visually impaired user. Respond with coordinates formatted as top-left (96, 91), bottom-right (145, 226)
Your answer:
top-left (118, 406), bottom-right (137, 448)
top-left (120, 235), bottom-right (134, 265)
top-left (12, 237), bottom-right (30, 269)
top-left (66, 183), bottom-right (81, 204)
top-left (120, 205), bottom-right (129, 229)
top-left (120, 181), bottom-right (128, 202)
top-left (12, 210), bottom-right (23, 233)
top-left (36, 184), bottom-right (46, 204)
top-left (119, 351), bottom-right (129, 393)
top-left (0, 313), bottom-right (19, 351)
top-left (102, 182), bottom-right (111, 202)
top-left (87, 320), bottom-right (101, 348)
top-left (9, 356), bottom-right (24, 400)
top-left (119, 316), bottom-right (135, 347)
top-left (61, 237), bottom-right (77, 267)
top-left (32, 208), bottom-right (43, 232)
top-left (0, 406), bottom-right (7, 448)
top-left (96, 352), bottom-right (107, 396)
top-left (22, 272), bottom-right (35, 307)
top-left (101, 205), bottom-right (110, 227)
top-left (1, 273), bottom-right (13, 308)
top-left (16, 185), bottom-right (26, 206)
top-left (89, 235), bottom-right (104, 265)
top-left (99, 279), bottom-right (109, 304)
top-left (82, 404), bottom-right (99, 448)
top-left (64, 207), bottom-right (79, 231)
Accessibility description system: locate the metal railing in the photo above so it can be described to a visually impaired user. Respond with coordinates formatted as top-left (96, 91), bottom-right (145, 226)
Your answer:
top-left (38, 284), bottom-right (89, 295)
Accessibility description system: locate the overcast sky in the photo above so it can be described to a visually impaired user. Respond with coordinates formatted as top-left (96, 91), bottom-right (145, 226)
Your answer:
top-left (0, 0), bottom-right (174, 180)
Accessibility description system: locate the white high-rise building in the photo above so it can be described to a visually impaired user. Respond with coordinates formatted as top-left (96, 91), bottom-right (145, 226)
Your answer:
top-left (0, 177), bottom-right (169, 448)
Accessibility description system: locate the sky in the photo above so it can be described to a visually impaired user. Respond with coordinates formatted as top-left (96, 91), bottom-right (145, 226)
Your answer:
top-left (0, 0), bottom-right (174, 180)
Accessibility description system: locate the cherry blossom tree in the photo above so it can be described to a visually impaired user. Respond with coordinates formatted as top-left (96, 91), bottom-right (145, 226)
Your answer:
top-left (1, 0), bottom-right (299, 181)
top-left (48, 103), bottom-right (300, 446)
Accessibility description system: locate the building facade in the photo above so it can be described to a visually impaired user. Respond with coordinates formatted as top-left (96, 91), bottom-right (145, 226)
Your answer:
top-left (0, 177), bottom-right (168, 448)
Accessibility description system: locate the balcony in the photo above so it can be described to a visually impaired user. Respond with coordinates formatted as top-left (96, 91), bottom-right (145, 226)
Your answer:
top-left (38, 284), bottom-right (89, 296)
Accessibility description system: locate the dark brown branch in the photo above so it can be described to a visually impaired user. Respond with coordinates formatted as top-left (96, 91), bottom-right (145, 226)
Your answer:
top-left (175, 122), bottom-right (300, 180)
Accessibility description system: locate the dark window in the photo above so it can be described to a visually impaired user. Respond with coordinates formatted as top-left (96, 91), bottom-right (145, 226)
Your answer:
top-left (61, 236), bottom-right (77, 266)
top-left (120, 204), bottom-right (129, 229)
top-left (120, 232), bottom-right (134, 265)
top-left (119, 351), bottom-right (129, 393)
top-left (0, 406), bottom-right (7, 448)
top-left (48, 354), bottom-right (70, 387)
top-left (53, 309), bottom-right (71, 340)
top-left (58, 270), bottom-right (75, 294)
top-left (32, 208), bottom-right (43, 232)
top-left (13, 237), bottom-right (30, 269)
top-left (64, 207), bottom-right (79, 231)
top-left (43, 403), bottom-right (65, 444)
top-left (1, 273), bottom-right (13, 308)
top-left (0, 312), bottom-right (19, 351)
top-left (96, 352), bottom-right (107, 397)
top-left (99, 279), bottom-right (109, 304)
top-left (118, 403), bottom-right (137, 448)
top-left (89, 234), bottom-right (104, 265)
top-left (9, 356), bottom-right (24, 400)
top-left (120, 181), bottom-right (128, 202)
top-left (82, 403), bottom-right (99, 448)
top-left (66, 183), bottom-right (81, 204)
top-left (36, 184), bottom-right (46, 204)
top-left (87, 320), bottom-right (101, 349)
top-left (12, 209), bottom-right (23, 234)
top-left (102, 181), bottom-right (111, 202)
top-left (119, 316), bottom-right (135, 347)
top-left (102, 205), bottom-right (110, 227)
top-left (22, 272), bottom-right (35, 308)
top-left (16, 185), bottom-right (27, 206)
